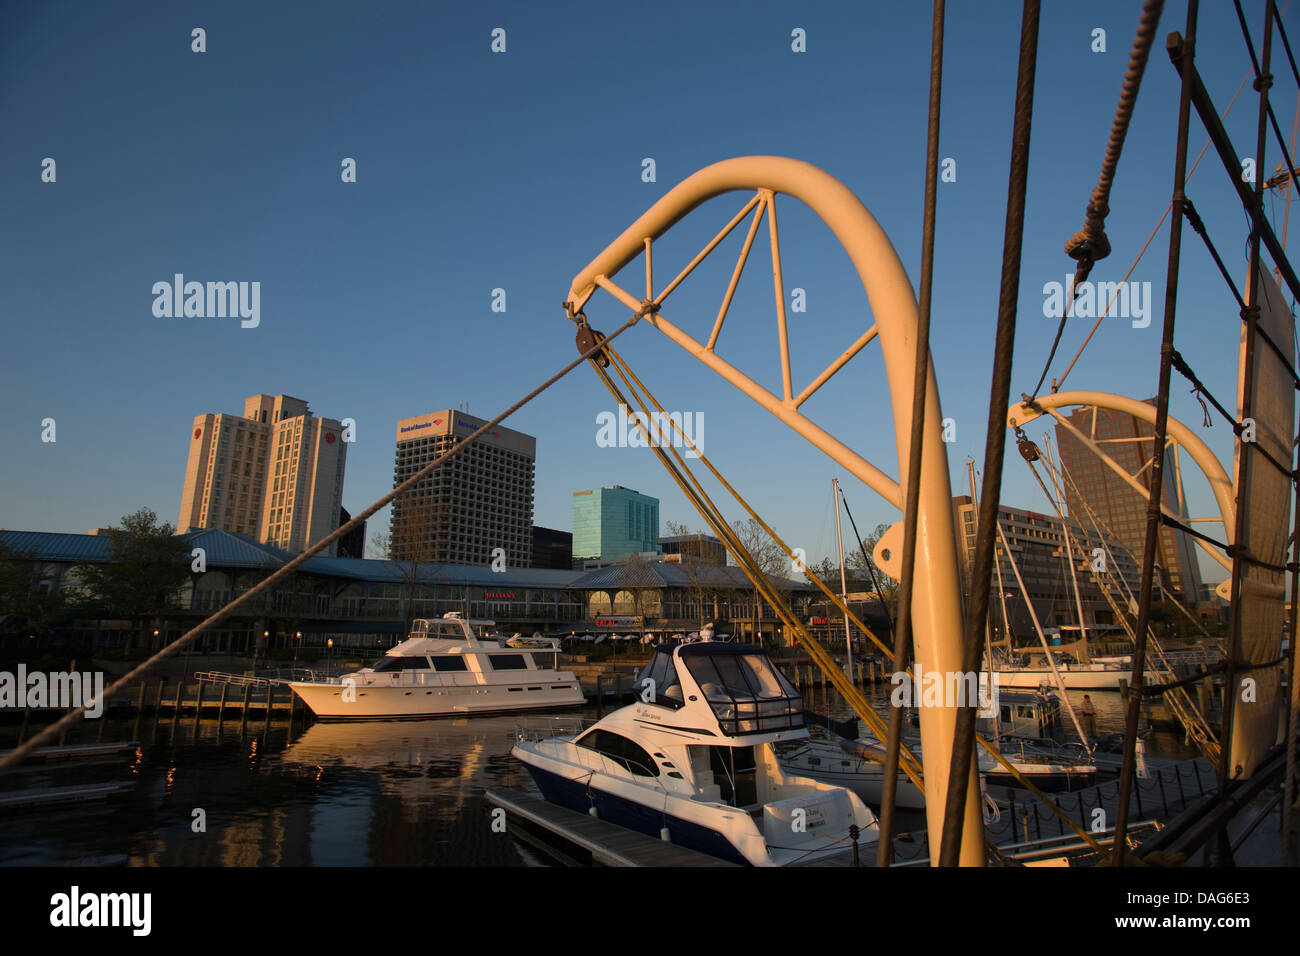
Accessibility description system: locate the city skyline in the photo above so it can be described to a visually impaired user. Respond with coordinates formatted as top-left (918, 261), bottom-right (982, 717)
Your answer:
top-left (2, 1), bottom-right (1268, 581)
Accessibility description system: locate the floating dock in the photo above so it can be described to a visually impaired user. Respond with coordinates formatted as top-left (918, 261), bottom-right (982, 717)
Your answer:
top-left (485, 787), bottom-right (737, 866)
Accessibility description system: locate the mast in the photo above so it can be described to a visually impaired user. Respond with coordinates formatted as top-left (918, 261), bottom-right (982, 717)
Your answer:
top-left (833, 478), bottom-right (855, 683)
top-left (967, 458), bottom-right (998, 742)
top-left (1046, 436), bottom-right (1090, 650)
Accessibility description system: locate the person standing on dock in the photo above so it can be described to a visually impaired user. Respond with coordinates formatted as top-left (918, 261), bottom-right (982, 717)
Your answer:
top-left (1081, 694), bottom-right (1097, 740)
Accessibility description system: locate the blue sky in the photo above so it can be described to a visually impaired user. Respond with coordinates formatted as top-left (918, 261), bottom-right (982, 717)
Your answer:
top-left (2, 1), bottom-right (1294, 582)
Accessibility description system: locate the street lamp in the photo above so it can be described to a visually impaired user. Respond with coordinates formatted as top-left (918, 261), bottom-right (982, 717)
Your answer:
top-left (293, 631), bottom-right (302, 671)
top-left (327, 638), bottom-right (334, 679)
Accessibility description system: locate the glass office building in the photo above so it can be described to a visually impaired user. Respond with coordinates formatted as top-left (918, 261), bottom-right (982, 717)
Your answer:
top-left (572, 485), bottom-right (660, 562)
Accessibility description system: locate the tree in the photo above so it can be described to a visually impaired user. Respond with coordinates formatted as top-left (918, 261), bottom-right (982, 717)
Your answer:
top-left (0, 536), bottom-right (68, 641)
top-left (848, 522), bottom-right (900, 613)
top-left (617, 551), bottom-right (660, 637)
top-left (74, 508), bottom-right (192, 653)
top-left (389, 493), bottom-right (444, 634)
top-left (665, 521), bottom-right (715, 628)
top-left (731, 517), bottom-right (790, 646)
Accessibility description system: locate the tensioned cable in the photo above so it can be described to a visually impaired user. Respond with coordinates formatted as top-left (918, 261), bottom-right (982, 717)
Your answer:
top-left (1052, 73), bottom-right (1256, 395)
top-left (0, 311), bottom-right (644, 773)
top-left (588, 334), bottom-right (1110, 857)
top-left (884, 0), bottom-right (946, 866)
top-left (941, 0), bottom-right (1041, 867)
top-left (1030, 0), bottom-right (1165, 402)
top-left (837, 487), bottom-right (896, 643)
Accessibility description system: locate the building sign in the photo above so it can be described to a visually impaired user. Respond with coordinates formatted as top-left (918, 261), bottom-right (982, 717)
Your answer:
top-left (485, 591), bottom-right (515, 599)
top-left (593, 616), bottom-right (643, 626)
top-left (809, 617), bottom-right (829, 625)
top-left (325, 432), bottom-right (336, 444)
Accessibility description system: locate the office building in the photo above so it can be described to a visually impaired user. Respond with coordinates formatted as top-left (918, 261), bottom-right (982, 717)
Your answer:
top-left (572, 485), bottom-right (660, 562)
top-left (952, 495), bottom-right (1140, 637)
top-left (531, 526), bottom-right (573, 570)
top-left (660, 533), bottom-right (727, 566)
top-left (1054, 401), bottom-right (1204, 604)
top-left (178, 393), bottom-right (347, 555)
top-left (390, 410), bottom-right (535, 567)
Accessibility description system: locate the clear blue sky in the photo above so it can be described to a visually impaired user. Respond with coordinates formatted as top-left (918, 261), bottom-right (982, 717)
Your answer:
top-left (2, 1), bottom-right (1294, 582)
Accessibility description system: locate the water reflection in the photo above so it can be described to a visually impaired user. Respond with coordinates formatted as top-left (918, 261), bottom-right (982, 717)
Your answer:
top-left (0, 714), bottom-right (538, 867)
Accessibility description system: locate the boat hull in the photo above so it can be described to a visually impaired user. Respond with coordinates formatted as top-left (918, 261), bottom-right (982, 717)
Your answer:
top-left (288, 680), bottom-right (585, 719)
top-left (521, 761), bottom-right (752, 865)
top-left (993, 668), bottom-right (1151, 691)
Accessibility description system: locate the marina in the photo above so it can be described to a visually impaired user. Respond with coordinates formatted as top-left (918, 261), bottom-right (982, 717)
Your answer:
top-left (1, 0), bottom-right (1298, 906)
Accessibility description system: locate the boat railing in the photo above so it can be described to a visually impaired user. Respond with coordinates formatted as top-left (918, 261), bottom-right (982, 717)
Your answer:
top-left (513, 717), bottom-right (675, 799)
top-left (514, 715), bottom-right (596, 743)
top-left (195, 667), bottom-right (329, 688)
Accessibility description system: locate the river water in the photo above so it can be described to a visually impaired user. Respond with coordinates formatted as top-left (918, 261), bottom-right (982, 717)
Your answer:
top-left (0, 685), bottom-right (1196, 866)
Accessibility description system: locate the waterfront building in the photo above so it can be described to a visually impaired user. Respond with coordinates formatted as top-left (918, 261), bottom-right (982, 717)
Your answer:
top-left (178, 393), bottom-right (347, 555)
top-left (390, 410), bottom-right (535, 568)
top-left (951, 495), bottom-right (1141, 640)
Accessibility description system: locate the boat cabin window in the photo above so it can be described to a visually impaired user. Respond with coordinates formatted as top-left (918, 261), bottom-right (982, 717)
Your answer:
top-left (488, 654), bottom-right (528, 671)
top-left (372, 656), bottom-right (431, 672)
top-left (681, 648), bottom-right (803, 734)
top-left (430, 656), bottom-right (468, 672)
top-left (637, 650), bottom-right (684, 708)
top-left (576, 729), bottom-right (658, 777)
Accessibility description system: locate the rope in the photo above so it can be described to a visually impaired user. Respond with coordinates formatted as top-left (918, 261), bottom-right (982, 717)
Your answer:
top-left (1052, 73), bottom-right (1256, 395)
top-left (1064, 0), bottom-right (1166, 269)
top-left (0, 310), bottom-right (643, 773)
top-left (886, 0), bottom-right (946, 866)
top-left (941, 0), bottom-right (1041, 867)
top-left (1030, 0), bottom-right (1165, 401)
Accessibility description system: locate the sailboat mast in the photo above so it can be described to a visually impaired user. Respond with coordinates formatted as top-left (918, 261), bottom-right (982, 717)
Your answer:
top-left (1046, 436), bottom-right (1090, 648)
top-left (833, 478), bottom-right (855, 683)
top-left (967, 459), bottom-right (998, 742)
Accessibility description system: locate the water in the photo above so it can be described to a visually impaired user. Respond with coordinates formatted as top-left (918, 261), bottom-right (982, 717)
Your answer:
top-left (0, 711), bottom-right (553, 866)
top-left (0, 684), bottom-right (1198, 866)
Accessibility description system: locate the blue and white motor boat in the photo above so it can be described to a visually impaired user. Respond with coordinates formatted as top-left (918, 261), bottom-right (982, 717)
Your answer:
top-left (512, 639), bottom-right (878, 866)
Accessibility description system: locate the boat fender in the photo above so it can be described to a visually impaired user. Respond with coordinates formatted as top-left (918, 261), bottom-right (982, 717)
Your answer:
top-left (660, 826), bottom-right (671, 842)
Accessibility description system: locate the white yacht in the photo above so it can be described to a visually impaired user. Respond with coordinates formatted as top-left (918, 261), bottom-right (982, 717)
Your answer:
top-left (287, 614), bottom-right (585, 719)
top-left (775, 733), bottom-right (929, 811)
top-left (512, 639), bottom-right (879, 866)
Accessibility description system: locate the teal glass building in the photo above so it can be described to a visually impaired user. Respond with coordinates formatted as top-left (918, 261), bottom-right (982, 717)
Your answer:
top-left (572, 485), bottom-right (660, 561)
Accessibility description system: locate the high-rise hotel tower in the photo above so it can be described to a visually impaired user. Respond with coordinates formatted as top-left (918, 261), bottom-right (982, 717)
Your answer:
top-left (389, 410), bottom-right (536, 568)
top-left (178, 393), bottom-right (348, 555)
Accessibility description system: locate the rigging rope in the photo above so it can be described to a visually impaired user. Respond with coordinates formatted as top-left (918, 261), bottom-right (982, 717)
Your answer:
top-left (583, 333), bottom-right (1112, 858)
top-left (1029, 0), bottom-right (1165, 402)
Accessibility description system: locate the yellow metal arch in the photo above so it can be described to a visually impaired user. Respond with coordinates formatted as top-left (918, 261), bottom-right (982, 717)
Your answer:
top-left (566, 156), bottom-right (983, 865)
top-left (1009, 390), bottom-right (1235, 580)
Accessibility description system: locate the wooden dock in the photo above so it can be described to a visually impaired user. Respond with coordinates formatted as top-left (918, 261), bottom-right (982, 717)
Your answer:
top-left (485, 787), bottom-right (737, 866)
top-left (0, 782), bottom-right (136, 812)
top-left (0, 741), bottom-right (139, 766)
top-left (99, 679), bottom-right (298, 716)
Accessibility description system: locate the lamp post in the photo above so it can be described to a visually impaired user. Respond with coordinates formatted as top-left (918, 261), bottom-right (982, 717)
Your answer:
top-left (327, 638), bottom-right (334, 679)
top-left (293, 631), bottom-right (302, 671)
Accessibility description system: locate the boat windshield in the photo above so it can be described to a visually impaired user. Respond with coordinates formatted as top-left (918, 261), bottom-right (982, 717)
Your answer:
top-left (681, 648), bottom-right (803, 735)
